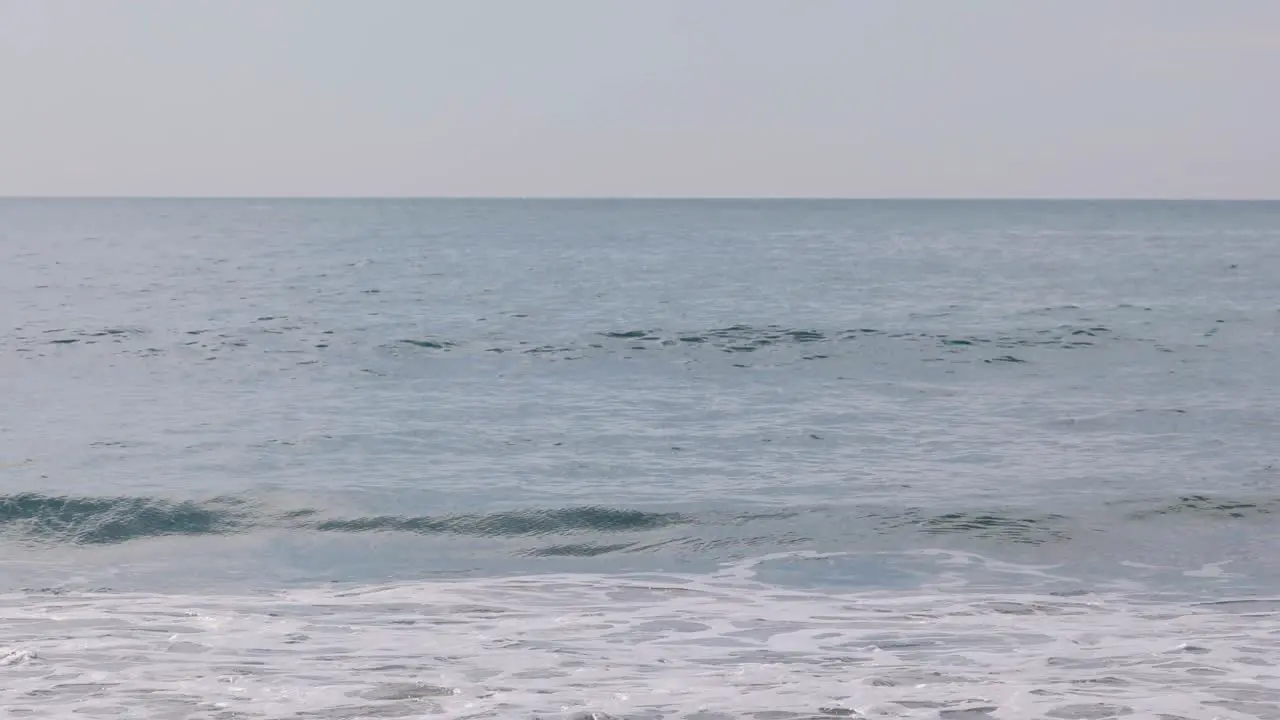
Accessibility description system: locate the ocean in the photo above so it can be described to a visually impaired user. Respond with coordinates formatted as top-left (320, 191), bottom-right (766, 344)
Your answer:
top-left (1, 199), bottom-right (1278, 718)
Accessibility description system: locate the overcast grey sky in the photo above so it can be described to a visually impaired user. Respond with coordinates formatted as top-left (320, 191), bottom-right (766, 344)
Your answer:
top-left (1, 0), bottom-right (1277, 198)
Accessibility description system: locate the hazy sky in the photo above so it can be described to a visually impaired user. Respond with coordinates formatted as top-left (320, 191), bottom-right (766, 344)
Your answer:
top-left (1, 0), bottom-right (1277, 198)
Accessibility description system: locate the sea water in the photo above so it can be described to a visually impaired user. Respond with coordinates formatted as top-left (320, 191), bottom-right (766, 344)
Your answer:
top-left (2, 199), bottom-right (1279, 718)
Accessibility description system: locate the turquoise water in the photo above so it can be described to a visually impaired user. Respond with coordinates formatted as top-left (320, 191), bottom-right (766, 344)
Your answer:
top-left (2, 200), bottom-right (1279, 718)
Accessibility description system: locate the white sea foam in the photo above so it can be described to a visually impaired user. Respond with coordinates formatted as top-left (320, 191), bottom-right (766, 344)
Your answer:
top-left (2, 553), bottom-right (1279, 719)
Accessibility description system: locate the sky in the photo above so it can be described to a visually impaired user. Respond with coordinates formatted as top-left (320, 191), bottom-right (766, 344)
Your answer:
top-left (1, 0), bottom-right (1277, 198)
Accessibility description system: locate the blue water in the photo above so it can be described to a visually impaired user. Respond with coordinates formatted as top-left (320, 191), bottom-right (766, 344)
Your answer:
top-left (2, 199), bottom-right (1279, 718)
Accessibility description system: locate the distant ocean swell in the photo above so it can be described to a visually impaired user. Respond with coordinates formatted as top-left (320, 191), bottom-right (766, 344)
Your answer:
top-left (11, 318), bottom-right (1227, 368)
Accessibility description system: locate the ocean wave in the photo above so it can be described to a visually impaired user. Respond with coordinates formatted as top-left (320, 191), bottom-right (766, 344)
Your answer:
top-left (0, 493), bottom-right (251, 545)
top-left (14, 319), bottom-right (1178, 369)
top-left (3, 493), bottom-right (1274, 552)
top-left (384, 322), bottom-right (1131, 363)
top-left (1121, 494), bottom-right (1280, 520)
top-left (884, 509), bottom-right (1072, 545)
top-left (310, 506), bottom-right (688, 537)
top-left (0, 494), bottom-right (686, 546)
